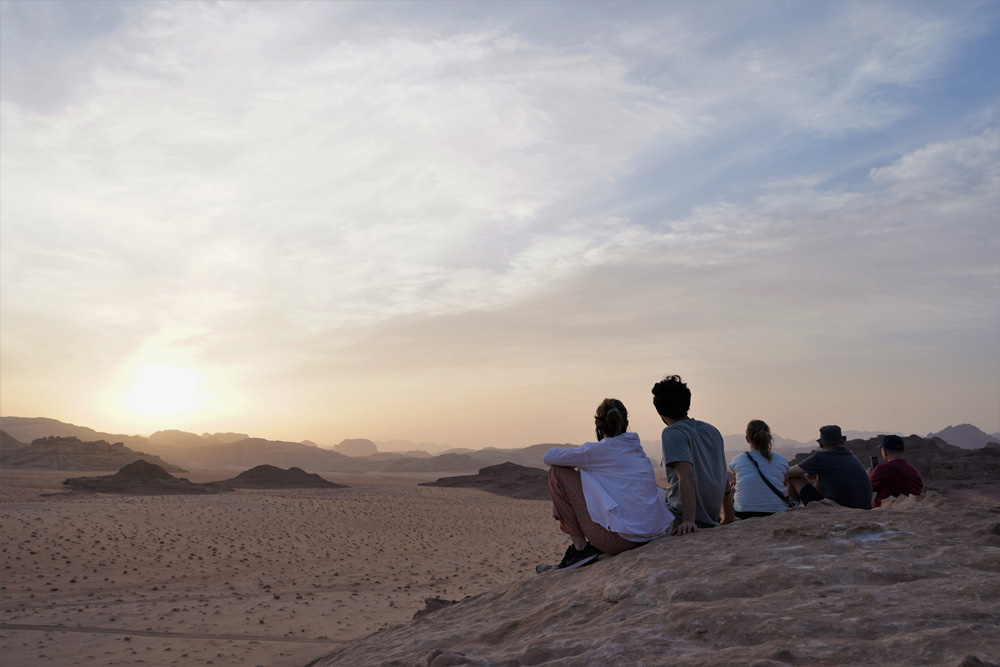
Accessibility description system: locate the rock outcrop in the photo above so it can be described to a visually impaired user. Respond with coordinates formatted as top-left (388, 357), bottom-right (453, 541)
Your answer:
top-left (214, 465), bottom-right (347, 489)
top-left (307, 494), bottom-right (1000, 666)
top-left (419, 463), bottom-right (549, 500)
top-left (63, 460), bottom-right (226, 495)
top-left (0, 416), bottom-right (149, 450)
top-left (1, 436), bottom-right (186, 472)
top-left (1, 429), bottom-right (25, 453)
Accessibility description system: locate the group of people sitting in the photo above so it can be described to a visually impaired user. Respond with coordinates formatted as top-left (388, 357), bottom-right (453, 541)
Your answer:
top-left (536, 374), bottom-right (925, 573)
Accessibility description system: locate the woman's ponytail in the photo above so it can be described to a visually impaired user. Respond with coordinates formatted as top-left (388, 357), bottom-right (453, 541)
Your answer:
top-left (746, 419), bottom-right (773, 461)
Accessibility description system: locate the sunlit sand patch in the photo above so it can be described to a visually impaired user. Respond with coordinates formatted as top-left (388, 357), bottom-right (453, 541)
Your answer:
top-left (0, 472), bottom-right (566, 667)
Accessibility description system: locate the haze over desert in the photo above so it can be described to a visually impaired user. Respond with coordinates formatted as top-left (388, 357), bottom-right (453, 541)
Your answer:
top-left (0, 470), bottom-right (568, 666)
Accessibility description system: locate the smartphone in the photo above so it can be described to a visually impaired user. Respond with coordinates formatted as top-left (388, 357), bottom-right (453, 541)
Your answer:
top-left (870, 456), bottom-right (879, 468)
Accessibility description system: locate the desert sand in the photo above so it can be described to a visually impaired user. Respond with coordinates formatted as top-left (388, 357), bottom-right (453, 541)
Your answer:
top-left (3, 469), bottom-right (999, 667)
top-left (0, 470), bottom-right (567, 666)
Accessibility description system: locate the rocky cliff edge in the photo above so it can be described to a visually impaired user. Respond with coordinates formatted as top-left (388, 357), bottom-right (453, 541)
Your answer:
top-left (308, 494), bottom-right (999, 667)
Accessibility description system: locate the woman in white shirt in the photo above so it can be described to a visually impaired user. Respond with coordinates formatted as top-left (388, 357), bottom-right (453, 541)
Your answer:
top-left (536, 399), bottom-right (673, 573)
top-left (724, 419), bottom-right (792, 521)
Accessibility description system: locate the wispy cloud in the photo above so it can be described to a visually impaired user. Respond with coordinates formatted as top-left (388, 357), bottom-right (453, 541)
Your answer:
top-left (1, 1), bottom-right (997, 444)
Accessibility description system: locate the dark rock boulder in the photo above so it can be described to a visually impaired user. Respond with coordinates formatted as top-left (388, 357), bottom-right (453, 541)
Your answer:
top-left (214, 465), bottom-right (347, 489)
top-left (419, 462), bottom-right (549, 500)
top-left (64, 460), bottom-right (226, 495)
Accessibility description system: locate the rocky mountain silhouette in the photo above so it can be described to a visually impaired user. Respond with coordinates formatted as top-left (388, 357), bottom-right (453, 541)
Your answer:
top-left (149, 429), bottom-right (207, 448)
top-left (149, 429), bottom-right (251, 448)
top-left (928, 423), bottom-right (1000, 449)
top-left (378, 452), bottom-right (484, 473)
top-left (366, 451), bottom-right (426, 461)
top-left (0, 417), bottom-right (149, 450)
top-left (459, 443), bottom-right (573, 469)
top-left (148, 437), bottom-right (363, 472)
top-left (63, 460), bottom-right (225, 495)
top-left (16, 415), bottom-right (998, 480)
top-left (202, 432), bottom-right (250, 444)
top-left (333, 438), bottom-right (378, 456)
top-left (1, 436), bottom-right (186, 472)
top-left (419, 462), bottom-right (549, 500)
top-left (1, 429), bottom-right (25, 452)
top-left (214, 465), bottom-right (347, 489)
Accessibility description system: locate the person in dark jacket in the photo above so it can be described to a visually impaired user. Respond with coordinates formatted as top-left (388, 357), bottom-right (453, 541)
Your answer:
top-left (785, 425), bottom-right (872, 510)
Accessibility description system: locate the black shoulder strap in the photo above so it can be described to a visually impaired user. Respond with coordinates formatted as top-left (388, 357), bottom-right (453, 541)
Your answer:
top-left (744, 451), bottom-right (794, 506)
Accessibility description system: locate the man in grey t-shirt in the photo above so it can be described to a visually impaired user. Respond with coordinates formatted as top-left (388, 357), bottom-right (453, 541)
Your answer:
top-left (652, 375), bottom-right (728, 535)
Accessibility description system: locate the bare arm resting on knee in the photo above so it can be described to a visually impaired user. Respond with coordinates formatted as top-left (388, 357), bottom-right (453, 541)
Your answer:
top-left (671, 461), bottom-right (699, 535)
top-left (785, 464), bottom-right (819, 502)
top-left (720, 470), bottom-right (737, 524)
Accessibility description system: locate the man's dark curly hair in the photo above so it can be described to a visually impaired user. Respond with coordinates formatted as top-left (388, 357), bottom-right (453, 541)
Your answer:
top-left (651, 374), bottom-right (691, 420)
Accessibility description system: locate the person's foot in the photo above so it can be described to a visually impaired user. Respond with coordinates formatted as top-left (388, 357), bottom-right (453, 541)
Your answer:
top-left (535, 543), bottom-right (602, 573)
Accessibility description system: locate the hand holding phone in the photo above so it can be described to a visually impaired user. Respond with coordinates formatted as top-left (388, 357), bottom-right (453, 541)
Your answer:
top-left (870, 455), bottom-right (879, 469)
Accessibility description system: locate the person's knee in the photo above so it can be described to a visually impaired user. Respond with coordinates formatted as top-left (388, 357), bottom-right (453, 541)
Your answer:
top-left (549, 464), bottom-right (579, 482)
top-left (788, 475), bottom-right (809, 493)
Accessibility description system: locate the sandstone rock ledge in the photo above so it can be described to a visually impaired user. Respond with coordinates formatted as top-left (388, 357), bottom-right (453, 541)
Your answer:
top-left (307, 494), bottom-right (1000, 667)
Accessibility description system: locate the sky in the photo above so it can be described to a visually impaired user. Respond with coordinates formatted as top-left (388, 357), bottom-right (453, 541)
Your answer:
top-left (1, 0), bottom-right (998, 451)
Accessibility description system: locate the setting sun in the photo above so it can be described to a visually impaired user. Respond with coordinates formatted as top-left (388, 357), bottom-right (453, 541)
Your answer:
top-left (125, 364), bottom-right (204, 417)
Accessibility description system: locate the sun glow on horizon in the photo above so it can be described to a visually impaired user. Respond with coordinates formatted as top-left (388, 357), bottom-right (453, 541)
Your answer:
top-left (124, 364), bottom-right (205, 418)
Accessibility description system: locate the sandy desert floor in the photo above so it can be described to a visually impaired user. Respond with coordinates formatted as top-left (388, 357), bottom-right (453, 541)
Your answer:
top-left (0, 470), bottom-right (568, 666)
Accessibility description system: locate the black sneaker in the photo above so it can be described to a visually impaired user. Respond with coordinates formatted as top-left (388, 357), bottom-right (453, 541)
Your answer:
top-left (535, 544), bottom-right (602, 574)
top-left (560, 543), bottom-right (601, 570)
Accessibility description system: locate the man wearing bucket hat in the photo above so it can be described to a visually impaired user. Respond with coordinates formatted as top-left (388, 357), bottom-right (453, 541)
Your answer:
top-left (785, 425), bottom-right (872, 510)
top-left (869, 435), bottom-right (923, 507)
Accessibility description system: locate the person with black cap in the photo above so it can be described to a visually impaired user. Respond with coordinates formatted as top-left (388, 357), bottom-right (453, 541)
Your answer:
top-left (869, 435), bottom-right (923, 507)
top-left (784, 425), bottom-right (872, 510)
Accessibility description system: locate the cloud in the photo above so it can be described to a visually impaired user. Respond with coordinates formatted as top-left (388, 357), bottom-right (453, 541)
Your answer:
top-left (869, 127), bottom-right (999, 191)
top-left (1, 2), bottom-right (689, 326)
top-left (1, 1), bottom-right (997, 442)
top-left (264, 126), bottom-right (999, 384)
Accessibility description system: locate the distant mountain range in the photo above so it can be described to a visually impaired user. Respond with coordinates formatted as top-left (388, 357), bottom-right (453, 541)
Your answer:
top-left (1, 416), bottom-right (996, 474)
top-left (0, 417), bottom-right (150, 450)
top-left (926, 424), bottom-right (1000, 449)
top-left (0, 433), bottom-right (186, 472)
